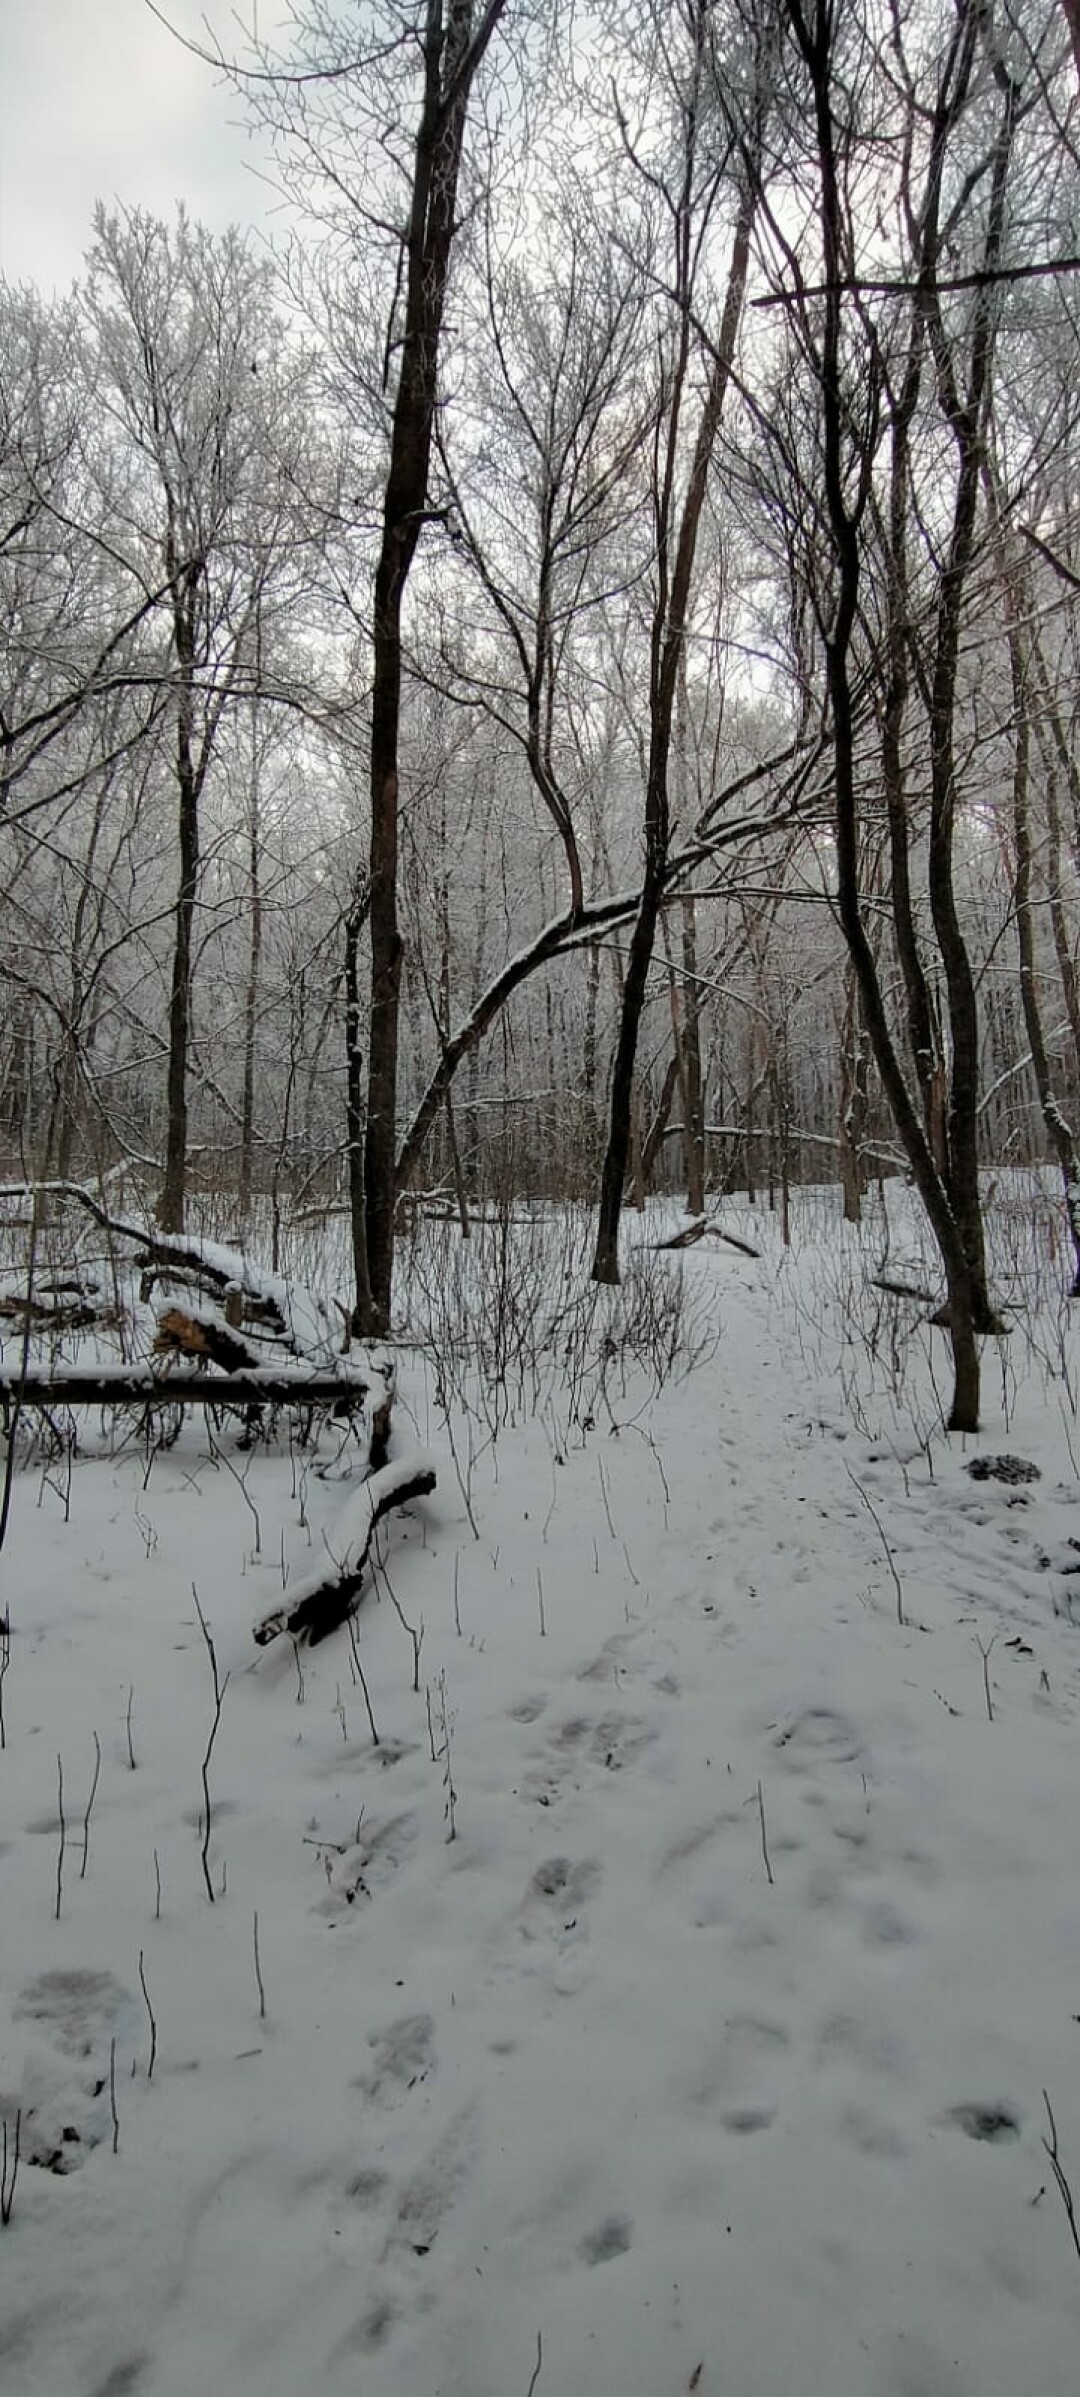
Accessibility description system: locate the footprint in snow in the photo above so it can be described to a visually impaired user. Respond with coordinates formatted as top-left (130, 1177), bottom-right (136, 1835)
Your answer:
top-left (678, 2012), bottom-right (791, 2137)
top-left (14, 1967), bottom-right (135, 2059)
top-left (386, 2099), bottom-right (482, 2257)
top-left (654, 1811), bottom-right (746, 1880)
top-left (815, 2009), bottom-right (912, 2080)
top-left (517, 1856), bottom-right (601, 1992)
top-left (8, 1969), bottom-right (141, 2176)
top-left (357, 2013), bottom-right (435, 2105)
top-left (319, 1811), bottom-right (419, 1918)
top-left (579, 2212), bottom-right (634, 2264)
top-left (946, 2101), bottom-right (1022, 2144)
top-left (576, 1632), bottom-right (681, 1698)
top-left (550, 1711), bottom-right (656, 1772)
top-left (507, 1693), bottom-right (548, 1724)
top-left (345, 2167), bottom-right (390, 2211)
top-left (771, 1706), bottom-right (866, 1773)
top-left (519, 1713), bottom-right (656, 1807)
top-left (838, 2100), bottom-right (908, 2159)
top-left (521, 1854), bottom-right (601, 1928)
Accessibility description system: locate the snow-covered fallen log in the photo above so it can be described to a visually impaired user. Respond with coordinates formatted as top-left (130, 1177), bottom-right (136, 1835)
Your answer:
top-left (2, 1182), bottom-right (340, 1364)
top-left (252, 1451), bottom-right (437, 1649)
top-left (0, 1366), bottom-right (373, 1411)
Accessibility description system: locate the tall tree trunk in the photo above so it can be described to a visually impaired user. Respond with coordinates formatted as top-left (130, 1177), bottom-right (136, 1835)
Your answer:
top-left (993, 541), bottom-right (1080, 1294)
top-left (838, 962), bottom-right (870, 1224)
top-left (681, 900), bottom-right (706, 1218)
top-left (881, 366), bottom-right (948, 1171)
top-left (921, 32), bottom-right (1014, 1327)
top-left (362, 0), bottom-right (508, 1332)
top-left (345, 874), bottom-right (374, 1334)
top-left (238, 701), bottom-right (263, 1233)
top-left (159, 568), bottom-right (200, 1233)
top-left (593, 186), bottom-right (754, 1283)
top-left (786, 0), bottom-right (987, 1430)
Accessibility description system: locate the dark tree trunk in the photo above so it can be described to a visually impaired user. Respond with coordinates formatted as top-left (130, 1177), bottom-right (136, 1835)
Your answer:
top-left (593, 879), bottom-right (664, 1278)
top-left (838, 962), bottom-right (870, 1223)
top-left (881, 388), bottom-right (948, 1172)
top-left (344, 874), bottom-right (374, 1335)
top-left (592, 187), bottom-right (754, 1284)
top-left (159, 567), bottom-right (201, 1234)
top-left (238, 736), bottom-right (263, 1231)
top-left (361, 0), bottom-right (508, 1333)
top-left (786, 0), bottom-right (990, 1431)
top-left (1000, 564), bottom-right (1080, 1295)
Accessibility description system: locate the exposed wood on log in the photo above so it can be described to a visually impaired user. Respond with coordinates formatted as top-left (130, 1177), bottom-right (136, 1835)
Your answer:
top-left (153, 1307), bottom-right (261, 1374)
top-left (1, 1183), bottom-right (338, 1360)
top-left (252, 1455), bottom-right (437, 1648)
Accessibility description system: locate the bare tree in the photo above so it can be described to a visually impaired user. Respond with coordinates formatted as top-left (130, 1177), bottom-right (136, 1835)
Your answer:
top-left (592, 0), bottom-right (761, 1282)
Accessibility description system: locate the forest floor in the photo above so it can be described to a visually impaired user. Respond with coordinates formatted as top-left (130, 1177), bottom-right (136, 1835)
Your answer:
top-left (2, 1178), bottom-right (1080, 2397)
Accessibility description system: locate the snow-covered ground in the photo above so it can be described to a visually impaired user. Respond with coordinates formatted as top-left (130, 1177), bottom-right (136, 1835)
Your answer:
top-left (3, 1180), bottom-right (1080, 2397)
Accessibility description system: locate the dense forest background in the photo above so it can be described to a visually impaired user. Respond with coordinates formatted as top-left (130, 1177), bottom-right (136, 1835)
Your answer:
top-left (5, 0), bottom-right (1080, 1425)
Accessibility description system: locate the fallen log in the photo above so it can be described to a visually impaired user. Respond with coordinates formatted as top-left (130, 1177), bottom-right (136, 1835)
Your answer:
top-left (1, 1182), bottom-right (339, 1362)
top-left (253, 1452), bottom-right (437, 1648)
top-left (0, 1367), bottom-right (371, 1411)
top-left (652, 1219), bottom-right (762, 1257)
top-left (652, 1219), bottom-right (708, 1251)
top-left (705, 1227), bottom-right (761, 1257)
top-left (870, 1275), bottom-right (937, 1303)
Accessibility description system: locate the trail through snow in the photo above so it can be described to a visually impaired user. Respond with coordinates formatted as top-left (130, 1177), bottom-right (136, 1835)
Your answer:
top-left (2, 1203), bottom-right (1080, 2396)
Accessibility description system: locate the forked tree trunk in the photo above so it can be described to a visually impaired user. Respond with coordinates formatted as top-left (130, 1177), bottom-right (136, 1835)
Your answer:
top-left (786, 0), bottom-right (993, 1431)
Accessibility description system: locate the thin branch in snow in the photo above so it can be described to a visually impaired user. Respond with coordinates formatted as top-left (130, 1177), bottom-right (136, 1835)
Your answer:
top-left (753, 1778), bottom-right (774, 1887)
top-left (1, 2110), bottom-right (21, 2227)
top-left (843, 1464), bottom-right (905, 1626)
top-left (526, 2330), bottom-right (544, 2397)
top-left (55, 1754), bottom-right (67, 1921)
top-left (80, 1733), bottom-right (102, 1880)
top-left (192, 1586), bottom-right (229, 1905)
top-left (138, 1949), bottom-right (158, 2081)
top-left (1043, 2092), bottom-right (1080, 2266)
top-left (977, 1636), bottom-right (998, 1723)
top-left (346, 1618), bottom-right (380, 1744)
top-left (253, 1912), bottom-right (266, 2022)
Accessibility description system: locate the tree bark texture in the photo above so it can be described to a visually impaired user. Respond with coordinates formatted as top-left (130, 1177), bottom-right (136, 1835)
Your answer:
top-left (362, 0), bottom-right (508, 1332)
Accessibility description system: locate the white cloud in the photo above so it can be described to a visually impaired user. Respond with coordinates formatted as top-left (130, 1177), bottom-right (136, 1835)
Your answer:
top-left (0, 0), bottom-right (288, 293)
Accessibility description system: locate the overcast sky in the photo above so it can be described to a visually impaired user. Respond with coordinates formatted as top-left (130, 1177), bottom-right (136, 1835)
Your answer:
top-left (0, 2), bottom-right (290, 294)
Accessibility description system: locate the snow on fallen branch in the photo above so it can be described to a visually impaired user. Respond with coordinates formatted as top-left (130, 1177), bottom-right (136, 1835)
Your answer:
top-left (252, 1452), bottom-right (437, 1650)
top-left (0, 1182), bottom-right (339, 1364)
top-left (0, 1366), bottom-right (374, 1410)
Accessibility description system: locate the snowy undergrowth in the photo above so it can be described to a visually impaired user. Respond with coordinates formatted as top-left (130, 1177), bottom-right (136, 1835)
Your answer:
top-left (2, 1183), bottom-right (1080, 2397)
